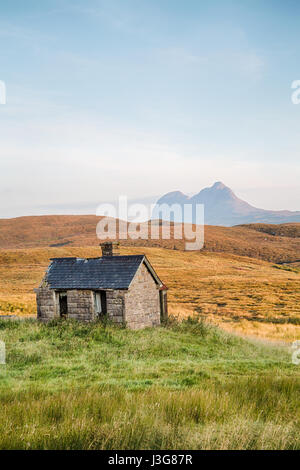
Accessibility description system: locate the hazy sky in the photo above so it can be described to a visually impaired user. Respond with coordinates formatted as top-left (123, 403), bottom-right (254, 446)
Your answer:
top-left (0, 0), bottom-right (300, 217)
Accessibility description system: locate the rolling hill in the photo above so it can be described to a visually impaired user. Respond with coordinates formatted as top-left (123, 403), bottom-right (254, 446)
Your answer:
top-left (0, 214), bottom-right (299, 264)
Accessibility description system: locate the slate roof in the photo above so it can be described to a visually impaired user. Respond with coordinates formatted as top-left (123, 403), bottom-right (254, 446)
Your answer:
top-left (45, 255), bottom-right (156, 290)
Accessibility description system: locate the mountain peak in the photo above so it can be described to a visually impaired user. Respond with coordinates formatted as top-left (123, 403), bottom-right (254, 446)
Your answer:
top-left (193, 181), bottom-right (235, 201)
top-left (156, 190), bottom-right (189, 206)
top-left (153, 182), bottom-right (300, 226)
top-left (211, 181), bottom-right (227, 190)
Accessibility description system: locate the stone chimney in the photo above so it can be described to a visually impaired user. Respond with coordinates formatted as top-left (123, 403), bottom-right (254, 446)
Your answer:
top-left (100, 241), bottom-right (120, 257)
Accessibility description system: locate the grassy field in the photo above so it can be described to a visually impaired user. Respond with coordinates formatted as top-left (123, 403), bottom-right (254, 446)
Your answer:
top-left (0, 317), bottom-right (299, 450)
top-left (0, 242), bottom-right (299, 449)
top-left (0, 245), bottom-right (299, 342)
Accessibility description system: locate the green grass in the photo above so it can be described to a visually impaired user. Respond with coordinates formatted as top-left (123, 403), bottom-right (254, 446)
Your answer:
top-left (0, 317), bottom-right (299, 450)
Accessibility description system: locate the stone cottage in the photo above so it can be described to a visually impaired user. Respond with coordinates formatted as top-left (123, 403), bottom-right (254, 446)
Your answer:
top-left (35, 242), bottom-right (168, 329)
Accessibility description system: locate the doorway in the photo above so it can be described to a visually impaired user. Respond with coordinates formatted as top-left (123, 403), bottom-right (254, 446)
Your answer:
top-left (160, 290), bottom-right (167, 322)
top-left (94, 291), bottom-right (107, 318)
top-left (59, 292), bottom-right (68, 318)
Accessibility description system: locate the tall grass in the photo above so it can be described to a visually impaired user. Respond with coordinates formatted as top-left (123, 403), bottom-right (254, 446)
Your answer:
top-left (0, 318), bottom-right (299, 449)
top-left (0, 380), bottom-right (298, 450)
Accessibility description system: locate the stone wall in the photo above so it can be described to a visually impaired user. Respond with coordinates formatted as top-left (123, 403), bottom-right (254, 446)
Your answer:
top-left (67, 290), bottom-right (95, 322)
top-left (124, 262), bottom-right (160, 329)
top-left (106, 290), bottom-right (125, 324)
top-left (67, 289), bottom-right (125, 324)
top-left (36, 287), bottom-right (57, 321)
top-left (36, 287), bottom-right (125, 323)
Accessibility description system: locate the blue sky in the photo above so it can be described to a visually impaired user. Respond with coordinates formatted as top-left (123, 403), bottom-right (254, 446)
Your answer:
top-left (0, 0), bottom-right (300, 217)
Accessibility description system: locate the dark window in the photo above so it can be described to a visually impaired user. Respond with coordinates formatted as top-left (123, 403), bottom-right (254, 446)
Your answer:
top-left (59, 293), bottom-right (68, 318)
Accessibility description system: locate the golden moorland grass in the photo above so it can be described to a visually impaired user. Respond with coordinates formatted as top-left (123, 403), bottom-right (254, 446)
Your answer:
top-left (0, 245), bottom-right (299, 342)
top-left (0, 215), bottom-right (299, 263)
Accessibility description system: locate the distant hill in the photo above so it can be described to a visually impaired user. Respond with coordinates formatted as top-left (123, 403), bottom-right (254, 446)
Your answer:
top-left (0, 214), bottom-right (299, 264)
top-left (152, 182), bottom-right (300, 226)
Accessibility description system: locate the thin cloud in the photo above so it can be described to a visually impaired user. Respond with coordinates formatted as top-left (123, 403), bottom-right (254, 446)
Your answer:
top-left (157, 47), bottom-right (207, 65)
top-left (238, 51), bottom-right (265, 79)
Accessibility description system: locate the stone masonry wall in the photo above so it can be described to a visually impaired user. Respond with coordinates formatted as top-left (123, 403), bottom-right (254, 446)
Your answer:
top-left (106, 290), bottom-right (125, 324)
top-left (67, 289), bottom-right (126, 324)
top-left (36, 287), bottom-right (126, 323)
top-left (67, 290), bottom-right (95, 322)
top-left (124, 262), bottom-right (160, 330)
top-left (36, 287), bottom-right (57, 321)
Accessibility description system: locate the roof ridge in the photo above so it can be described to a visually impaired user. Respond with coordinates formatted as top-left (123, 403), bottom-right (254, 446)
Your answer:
top-left (50, 254), bottom-right (145, 261)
